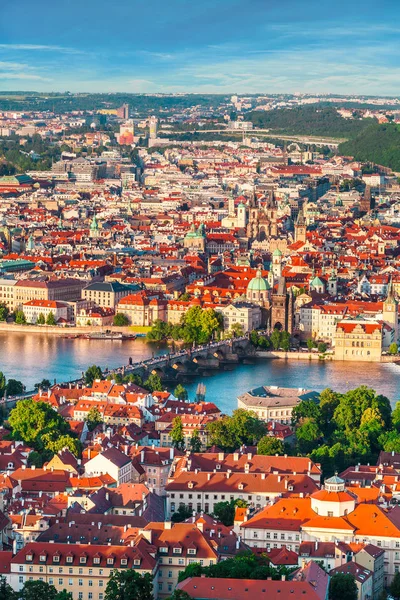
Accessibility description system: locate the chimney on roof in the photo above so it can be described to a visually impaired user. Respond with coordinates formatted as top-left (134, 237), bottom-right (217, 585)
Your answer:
top-left (164, 521), bottom-right (172, 530)
top-left (315, 541), bottom-right (318, 550)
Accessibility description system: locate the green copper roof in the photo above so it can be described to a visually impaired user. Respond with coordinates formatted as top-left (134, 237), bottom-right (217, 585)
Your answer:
top-left (247, 269), bottom-right (270, 292)
top-left (273, 248), bottom-right (282, 257)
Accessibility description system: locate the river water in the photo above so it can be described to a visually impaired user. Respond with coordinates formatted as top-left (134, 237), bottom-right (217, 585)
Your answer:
top-left (0, 332), bottom-right (399, 413)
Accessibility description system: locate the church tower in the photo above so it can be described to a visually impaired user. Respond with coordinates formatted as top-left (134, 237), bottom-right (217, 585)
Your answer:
top-left (272, 248), bottom-right (282, 279)
top-left (295, 207), bottom-right (306, 243)
top-left (383, 278), bottom-right (398, 341)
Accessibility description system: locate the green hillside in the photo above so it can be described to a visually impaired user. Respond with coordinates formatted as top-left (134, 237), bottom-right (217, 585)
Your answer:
top-left (339, 122), bottom-right (400, 172)
top-left (248, 105), bottom-right (374, 138)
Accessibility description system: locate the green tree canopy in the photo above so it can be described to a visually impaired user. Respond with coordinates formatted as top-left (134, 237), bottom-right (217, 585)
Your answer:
top-left (15, 309), bottom-right (26, 324)
top-left (207, 409), bottom-right (266, 452)
top-left (171, 416), bottom-right (185, 450)
top-left (9, 399), bottom-right (70, 450)
top-left (84, 365), bottom-right (103, 386)
top-left (5, 379), bottom-right (24, 396)
top-left (174, 384), bottom-right (188, 401)
top-left (113, 313), bottom-right (129, 326)
top-left (19, 580), bottom-right (59, 600)
top-left (143, 373), bottom-right (163, 392)
top-left (86, 405), bottom-right (103, 431)
top-left (46, 311), bottom-right (57, 325)
top-left (296, 417), bottom-right (323, 454)
top-left (0, 372), bottom-right (5, 397)
top-left (0, 575), bottom-right (17, 600)
top-left (213, 499), bottom-right (247, 526)
top-left (390, 571), bottom-right (400, 599)
top-left (0, 303), bottom-right (9, 321)
top-left (104, 568), bottom-right (153, 600)
top-left (189, 428), bottom-right (202, 452)
top-left (257, 436), bottom-right (285, 456)
top-left (329, 573), bottom-right (358, 600)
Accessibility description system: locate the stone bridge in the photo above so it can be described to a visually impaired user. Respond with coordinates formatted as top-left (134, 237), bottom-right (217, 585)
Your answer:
top-left (111, 336), bottom-right (255, 382)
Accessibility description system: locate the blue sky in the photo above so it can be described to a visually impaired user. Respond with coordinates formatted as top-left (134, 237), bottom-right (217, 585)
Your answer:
top-left (0, 0), bottom-right (400, 94)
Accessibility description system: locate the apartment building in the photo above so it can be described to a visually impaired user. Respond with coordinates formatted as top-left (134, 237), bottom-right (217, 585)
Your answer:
top-left (237, 386), bottom-right (320, 424)
top-left (14, 279), bottom-right (86, 309)
top-left (84, 447), bottom-right (133, 485)
top-left (10, 541), bottom-right (157, 598)
top-left (22, 300), bottom-right (70, 324)
top-left (0, 278), bottom-right (17, 310)
top-left (82, 281), bottom-right (135, 308)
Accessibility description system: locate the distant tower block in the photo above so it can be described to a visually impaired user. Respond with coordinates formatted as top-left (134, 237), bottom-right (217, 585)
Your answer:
top-left (295, 207), bottom-right (306, 243)
top-left (228, 195), bottom-right (235, 216)
top-left (149, 116), bottom-right (158, 139)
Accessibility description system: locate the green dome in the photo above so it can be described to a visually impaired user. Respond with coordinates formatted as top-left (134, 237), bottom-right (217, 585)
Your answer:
top-left (247, 269), bottom-right (270, 292)
top-left (311, 276), bottom-right (324, 288)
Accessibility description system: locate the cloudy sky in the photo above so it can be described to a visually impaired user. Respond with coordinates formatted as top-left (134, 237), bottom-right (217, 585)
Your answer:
top-left (0, 0), bottom-right (399, 94)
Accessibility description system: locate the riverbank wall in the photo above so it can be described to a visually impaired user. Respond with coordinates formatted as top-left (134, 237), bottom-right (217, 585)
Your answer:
top-left (0, 322), bottom-right (136, 336)
top-left (256, 350), bottom-right (400, 363)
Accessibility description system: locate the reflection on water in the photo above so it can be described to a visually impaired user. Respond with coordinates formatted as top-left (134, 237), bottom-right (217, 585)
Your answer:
top-left (0, 332), bottom-right (157, 388)
top-left (0, 332), bottom-right (399, 414)
top-left (184, 358), bottom-right (400, 414)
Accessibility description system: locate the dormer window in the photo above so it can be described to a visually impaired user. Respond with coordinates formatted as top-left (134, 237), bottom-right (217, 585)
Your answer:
top-left (80, 556), bottom-right (87, 564)
top-left (238, 483), bottom-right (244, 490)
top-left (173, 548), bottom-right (182, 554)
top-left (53, 555), bottom-right (60, 563)
top-left (133, 559), bottom-right (141, 566)
top-left (216, 464), bottom-right (221, 470)
top-left (40, 554), bottom-right (47, 563)
top-left (26, 554), bottom-right (33, 562)
top-left (159, 547), bottom-right (168, 554)
top-left (66, 556), bottom-right (73, 564)
top-left (188, 482), bottom-right (194, 489)
top-left (107, 557), bottom-right (114, 565)
top-left (93, 557), bottom-right (100, 565)
top-left (121, 558), bottom-right (128, 566)
top-left (188, 548), bottom-right (197, 555)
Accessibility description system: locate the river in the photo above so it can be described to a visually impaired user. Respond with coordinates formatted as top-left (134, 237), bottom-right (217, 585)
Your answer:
top-left (0, 332), bottom-right (399, 413)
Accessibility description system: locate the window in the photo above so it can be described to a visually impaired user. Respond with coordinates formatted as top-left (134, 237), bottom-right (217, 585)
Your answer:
top-left (93, 557), bottom-right (100, 565)
top-left (79, 568), bottom-right (83, 575)
top-left (80, 556), bottom-right (87, 564)
top-left (78, 579), bottom-right (83, 586)
top-left (168, 571), bottom-right (172, 578)
top-left (19, 566), bottom-right (23, 572)
top-left (19, 576), bottom-right (23, 584)
top-left (69, 579), bottom-right (73, 586)
top-left (188, 549), bottom-right (196, 555)
top-left (99, 581), bottom-right (104, 587)
top-left (58, 579), bottom-right (63, 586)
top-left (89, 580), bottom-right (93, 587)
top-left (53, 555), bottom-right (60, 563)
top-left (66, 556), bottom-right (73, 564)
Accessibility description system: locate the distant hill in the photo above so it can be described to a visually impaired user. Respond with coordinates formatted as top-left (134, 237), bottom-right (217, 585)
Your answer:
top-left (339, 122), bottom-right (400, 172)
top-left (248, 105), bottom-right (374, 138)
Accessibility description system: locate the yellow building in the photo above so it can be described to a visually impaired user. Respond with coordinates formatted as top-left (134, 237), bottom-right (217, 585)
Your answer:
top-left (334, 319), bottom-right (383, 361)
top-left (10, 542), bottom-right (157, 599)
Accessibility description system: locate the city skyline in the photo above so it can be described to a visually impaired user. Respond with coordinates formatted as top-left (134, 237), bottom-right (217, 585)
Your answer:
top-left (1, 0), bottom-right (400, 94)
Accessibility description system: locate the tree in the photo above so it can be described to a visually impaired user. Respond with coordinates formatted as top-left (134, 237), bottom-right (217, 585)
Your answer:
top-left (36, 312), bottom-right (45, 325)
top-left (0, 372), bottom-right (5, 397)
top-left (189, 428), bottom-right (202, 452)
top-left (257, 436), bottom-right (285, 456)
top-left (143, 373), bottom-right (163, 392)
top-left (19, 580), bottom-right (58, 600)
top-left (329, 572), bottom-right (358, 600)
top-left (0, 575), bottom-right (17, 600)
top-left (0, 303), bottom-right (9, 321)
top-left (319, 388), bottom-right (341, 431)
top-left (9, 399), bottom-right (70, 447)
top-left (280, 331), bottom-right (291, 351)
top-left (390, 571), bottom-right (400, 599)
top-left (55, 592), bottom-right (73, 600)
top-left (5, 379), bottom-right (24, 396)
top-left (213, 499), bottom-right (247, 526)
top-left (307, 338), bottom-right (316, 351)
top-left (84, 365), bottom-right (103, 386)
top-left (86, 406), bottom-right (103, 431)
top-left (46, 311), bottom-right (57, 326)
top-left (174, 384), bottom-right (188, 401)
top-left (167, 591), bottom-right (192, 600)
top-left (15, 310), bottom-right (26, 324)
top-left (104, 568), bottom-right (153, 600)
top-left (270, 329), bottom-right (281, 350)
top-left (146, 319), bottom-right (171, 341)
top-left (34, 378), bottom-right (51, 390)
top-left (171, 504), bottom-right (192, 523)
top-left (292, 399), bottom-right (321, 426)
top-left (207, 409), bottom-right (266, 452)
top-left (318, 342), bottom-right (327, 353)
top-left (113, 313), bottom-right (129, 326)
top-left (171, 416), bottom-right (185, 450)
top-left (392, 401), bottom-right (400, 431)
top-left (389, 342), bottom-right (399, 355)
top-left (296, 418), bottom-right (323, 454)
top-left (42, 434), bottom-right (82, 457)
top-left (228, 322), bottom-right (244, 338)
